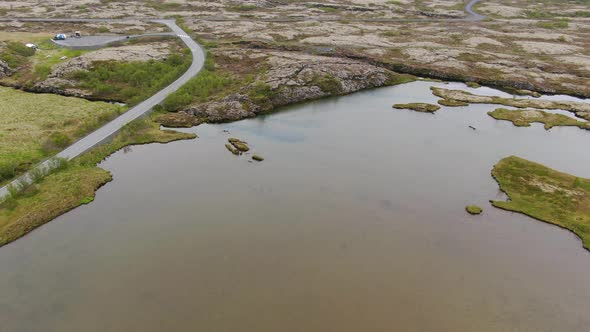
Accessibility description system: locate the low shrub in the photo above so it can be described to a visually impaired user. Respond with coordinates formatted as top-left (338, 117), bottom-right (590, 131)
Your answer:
top-left (163, 56), bottom-right (235, 111)
top-left (41, 132), bottom-right (72, 154)
top-left (71, 52), bottom-right (191, 105)
top-left (6, 42), bottom-right (36, 57)
top-left (0, 161), bottom-right (18, 184)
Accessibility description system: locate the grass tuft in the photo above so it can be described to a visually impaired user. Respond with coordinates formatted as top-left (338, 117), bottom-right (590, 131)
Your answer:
top-left (466, 205), bottom-right (483, 215)
top-left (0, 113), bottom-right (196, 247)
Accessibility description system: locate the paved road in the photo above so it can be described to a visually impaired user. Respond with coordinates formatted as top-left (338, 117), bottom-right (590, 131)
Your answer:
top-left (52, 32), bottom-right (176, 50)
top-left (0, 1), bottom-right (485, 199)
top-left (0, 19), bottom-right (205, 199)
top-left (464, 0), bottom-right (486, 21)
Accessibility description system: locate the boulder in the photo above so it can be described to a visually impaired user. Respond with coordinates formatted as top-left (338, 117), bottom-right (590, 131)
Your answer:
top-left (0, 59), bottom-right (13, 77)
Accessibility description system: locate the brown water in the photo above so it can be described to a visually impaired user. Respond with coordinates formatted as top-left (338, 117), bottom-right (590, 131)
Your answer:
top-left (1, 81), bottom-right (590, 332)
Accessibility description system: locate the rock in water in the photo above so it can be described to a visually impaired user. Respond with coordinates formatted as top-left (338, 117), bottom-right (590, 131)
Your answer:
top-left (393, 103), bottom-right (440, 113)
top-left (438, 99), bottom-right (469, 107)
top-left (225, 144), bottom-right (241, 155)
top-left (228, 138), bottom-right (250, 152)
top-left (252, 155), bottom-right (264, 162)
top-left (465, 205), bottom-right (483, 215)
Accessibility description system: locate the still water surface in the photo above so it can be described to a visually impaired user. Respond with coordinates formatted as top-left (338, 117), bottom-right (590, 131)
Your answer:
top-left (1, 81), bottom-right (590, 331)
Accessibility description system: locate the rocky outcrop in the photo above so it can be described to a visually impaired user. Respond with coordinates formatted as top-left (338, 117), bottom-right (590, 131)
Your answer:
top-left (183, 94), bottom-right (259, 122)
top-left (264, 52), bottom-right (401, 106)
top-left (432, 87), bottom-right (590, 120)
top-left (0, 60), bottom-right (13, 78)
top-left (393, 103), bottom-right (440, 113)
top-left (33, 78), bottom-right (92, 98)
top-left (32, 42), bottom-right (173, 96)
top-left (181, 52), bottom-right (414, 123)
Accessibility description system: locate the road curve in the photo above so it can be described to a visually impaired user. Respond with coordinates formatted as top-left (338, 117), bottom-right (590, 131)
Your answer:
top-left (0, 19), bottom-right (205, 199)
top-left (52, 32), bottom-right (177, 50)
top-left (0, 1), bottom-right (485, 199)
top-left (464, 0), bottom-right (486, 21)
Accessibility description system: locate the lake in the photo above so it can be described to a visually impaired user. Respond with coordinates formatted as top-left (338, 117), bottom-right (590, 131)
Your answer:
top-left (1, 81), bottom-right (589, 331)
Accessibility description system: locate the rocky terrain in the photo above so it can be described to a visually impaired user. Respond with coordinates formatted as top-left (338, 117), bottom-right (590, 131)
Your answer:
top-left (1, 0), bottom-right (590, 122)
top-left (170, 49), bottom-right (414, 124)
top-left (34, 41), bottom-right (174, 97)
top-left (185, 15), bottom-right (590, 98)
top-left (0, 58), bottom-right (11, 77)
top-left (0, 0), bottom-right (468, 20)
top-left (431, 87), bottom-right (590, 120)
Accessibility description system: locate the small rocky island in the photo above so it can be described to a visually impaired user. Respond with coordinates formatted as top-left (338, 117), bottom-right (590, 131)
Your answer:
top-left (466, 205), bottom-right (483, 215)
top-left (393, 103), bottom-right (440, 113)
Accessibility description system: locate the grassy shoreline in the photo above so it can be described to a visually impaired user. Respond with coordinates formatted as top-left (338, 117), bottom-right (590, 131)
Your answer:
top-left (0, 86), bottom-right (125, 186)
top-left (488, 108), bottom-right (589, 130)
top-left (0, 114), bottom-right (196, 247)
top-left (491, 156), bottom-right (590, 251)
top-left (431, 87), bottom-right (590, 120)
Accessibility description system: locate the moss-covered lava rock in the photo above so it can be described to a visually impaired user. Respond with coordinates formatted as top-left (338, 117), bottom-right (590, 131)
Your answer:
top-left (466, 205), bottom-right (483, 215)
top-left (393, 103), bottom-right (440, 113)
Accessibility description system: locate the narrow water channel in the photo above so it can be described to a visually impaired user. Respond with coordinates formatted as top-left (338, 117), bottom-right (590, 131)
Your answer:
top-left (1, 81), bottom-right (589, 331)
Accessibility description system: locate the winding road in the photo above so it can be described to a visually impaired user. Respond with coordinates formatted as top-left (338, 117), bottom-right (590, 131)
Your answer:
top-left (0, 0), bottom-right (485, 199)
top-left (0, 19), bottom-right (205, 199)
top-left (51, 32), bottom-right (177, 50)
top-left (465, 0), bottom-right (486, 21)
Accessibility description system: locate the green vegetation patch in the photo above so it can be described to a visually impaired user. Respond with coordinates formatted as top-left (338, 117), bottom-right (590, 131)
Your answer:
top-left (228, 138), bottom-right (250, 152)
top-left (537, 19), bottom-right (570, 30)
top-left (0, 86), bottom-right (124, 185)
top-left (430, 87), bottom-right (590, 118)
top-left (491, 156), bottom-right (590, 251)
top-left (227, 4), bottom-right (259, 12)
top-left (311, 73), bottom-right (343, 95)
top-left (386, 73), bottom-right (417, 86)
top-left (0, 41), bottom-right (35, 68)
top-left (247, 81), bottom-right (279, 111)
top-left (438, 99), bottom-right (469, 107)
top-left (80, 196), bottom-right (95, 205)
top-left (393, 103), bottom-right (440, 113)
top-left (162, 54), bottom-right (237, 111)
top-left (488, 108), bottom-right (589, 130)
top-left (225, 144), bottom-right (240, 155)
top-left (0, 165), bottom-right (112, 246)
top-left (0, 113), bottom-right (196, 247)
top-left (466, 205), bottom-right (483, 215)
top-left (155, 112), bottom-right (206, 128)
top-left (71, 52), bottom-right (191, 105)
top-left (0, 35), bottom-right (87, 84)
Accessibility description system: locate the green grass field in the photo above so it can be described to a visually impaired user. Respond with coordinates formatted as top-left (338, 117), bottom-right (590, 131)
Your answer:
top-left (0, 86), bottom-right (125, 185)
top-left (0, 114), bottom-right (196, 247)
top-left (1, 34), bottom-right (87, 82)
top-left (492, 156), bottom-right (590, 250)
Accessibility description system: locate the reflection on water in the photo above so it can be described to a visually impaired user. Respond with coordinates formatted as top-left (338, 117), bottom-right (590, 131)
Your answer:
top-left (1, 81), bottom-right (590, 332)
